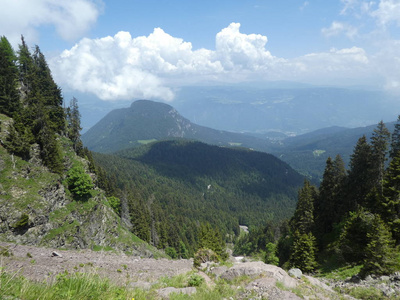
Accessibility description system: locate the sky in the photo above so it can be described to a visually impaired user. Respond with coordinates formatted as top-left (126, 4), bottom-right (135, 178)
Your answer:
top-left (1, 0), bottom-right (400, 103)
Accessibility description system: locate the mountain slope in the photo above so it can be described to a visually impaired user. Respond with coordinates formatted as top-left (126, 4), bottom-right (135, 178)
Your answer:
top-left (93, 139), bottom-right (305, 251)
top-left (82, 100), bottom-right (273, 153)
top-left (0, 113), bottom-right (163, 256)
top-left (270, 122), bottom-right (396, 179)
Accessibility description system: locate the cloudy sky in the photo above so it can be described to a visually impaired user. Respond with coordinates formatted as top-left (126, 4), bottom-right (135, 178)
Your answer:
top-left (1, 0), bottom-right (400, 102)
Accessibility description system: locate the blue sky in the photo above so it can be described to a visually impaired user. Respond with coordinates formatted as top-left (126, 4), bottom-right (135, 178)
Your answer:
top-left (1, 0), bottom-right (400, 103)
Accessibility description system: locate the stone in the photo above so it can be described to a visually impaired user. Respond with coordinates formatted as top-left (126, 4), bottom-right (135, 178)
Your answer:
top-left (288, 268), bottom-right (302, 279)
top-left (220, 261), bottom-right (297, 288)
top-left (210, 266), bottom-right (228, 277)
top-left (51, 251), bottom-right (63, 258)
top-left (157, 287), bottom-right (196, 299)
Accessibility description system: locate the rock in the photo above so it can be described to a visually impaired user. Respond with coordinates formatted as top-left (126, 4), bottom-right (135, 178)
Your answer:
top-left (51, 251), bottom-right (63, 258)
top-left (244, 278), bottom-right (301, 300)
top-left (157, 287), bottom-right (196, 299)
top-left (220, 261), bottom-right (297, 288)
top-left (288, 268), bottom-right (302, 279)
top-left (380, 275), bottom-right (390, 281)
top-left (210, 265), bottom-right (228, 277)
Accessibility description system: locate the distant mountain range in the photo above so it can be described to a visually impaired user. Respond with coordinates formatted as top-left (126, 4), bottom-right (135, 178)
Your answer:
top-left (173, 86), bottom-right (399, 135)
top-left (82, 99), bottom-right (397, 181)
top-left (81, 100), bottom-right (273, 153)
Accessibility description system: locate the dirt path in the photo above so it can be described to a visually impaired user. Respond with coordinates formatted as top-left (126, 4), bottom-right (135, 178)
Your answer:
top-left (0, 242), bottom-right (193, 286)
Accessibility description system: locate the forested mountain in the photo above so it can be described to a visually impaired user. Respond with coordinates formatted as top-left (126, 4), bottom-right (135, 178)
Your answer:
top-left (270, 122), bottom-right (396, 180)
top-left (92, 139), bottom-right (305, 255)
top-left (81, 100), bottom-right (273, 153)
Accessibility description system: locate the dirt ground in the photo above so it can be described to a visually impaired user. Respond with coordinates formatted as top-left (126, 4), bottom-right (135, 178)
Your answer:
top-left (0, 242), bottom-right (193, 287)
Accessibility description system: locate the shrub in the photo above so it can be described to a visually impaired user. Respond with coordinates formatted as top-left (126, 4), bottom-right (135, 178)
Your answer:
top-left (165, 247), bottom-right (178, 259)
top-left (188, 274), bottom-right (204, 287)
top-left (67, 165), bottom-right (94, 198)
top-left (193, 248), bottom-right (218, 268)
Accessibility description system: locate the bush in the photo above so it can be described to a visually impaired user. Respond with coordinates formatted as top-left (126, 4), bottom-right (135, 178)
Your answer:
top-left (193, 248), bottom-right (218, 268)
top-left (67, 165), bottom-right (94, 198)
top-left (107, 196), bottom-right (120, 215)
top-left (188, 274), bottom-right (204, 287)
top-left (165, 247), bottom-right (178, 259)
top-left (12, 214), bottom-right (29, 230)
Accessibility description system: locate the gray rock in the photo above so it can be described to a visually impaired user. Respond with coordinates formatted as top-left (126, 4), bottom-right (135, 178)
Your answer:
top-left (220, 261), bottom-right (297, 288)
top-left (210, 265), bottom-right (228, 277)
top-left (288, 268), bottom-right (302, 279)
top-left (157, 287), bottom-right (196, 299)
top-left (380, 275), bottom-right (390, 281)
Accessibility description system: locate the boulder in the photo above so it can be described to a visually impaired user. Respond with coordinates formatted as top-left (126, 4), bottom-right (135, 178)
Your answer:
top-left (288, 268), bottom-right (302, 279)
top-left (220, 261), bottom-right (297, 288)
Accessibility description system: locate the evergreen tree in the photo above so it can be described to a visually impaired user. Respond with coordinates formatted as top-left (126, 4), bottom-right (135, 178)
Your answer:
top-left (66, 97), bottom-right (83, 153)
top-left (315, 156), bottom-right (346, 240)
top-left (290, 179), bottom-right (317, 235)
top-left (198, 222), bottom-right (227, 260)
top-left (345, 135), bottom-right (374, 211)
top-left (378, 154), bottom-right (400, 242)
top-left (390, 115), bottom-right (400, 160)
top-left (289, 230), bottom-right (318, 273)
top-left (0, 36), bottom-right (20, 116)
top-left (371, 121), bottom-right (390, 192)
top-left (17, 36), bottom-right (35, 102)
top-left (360, 214), bottom-right (399, 277)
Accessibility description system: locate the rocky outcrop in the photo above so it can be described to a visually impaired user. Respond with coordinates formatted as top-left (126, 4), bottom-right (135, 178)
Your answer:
top-left (220, 261), bottom-right (298, 289)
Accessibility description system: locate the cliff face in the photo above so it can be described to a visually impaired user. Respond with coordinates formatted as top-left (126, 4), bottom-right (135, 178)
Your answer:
top-left (0, 113), bottom-right (163, 257)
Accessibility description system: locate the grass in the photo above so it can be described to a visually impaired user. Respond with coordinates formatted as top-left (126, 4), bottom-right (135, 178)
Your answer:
top-left (0, 268), bottom-right (240, 300)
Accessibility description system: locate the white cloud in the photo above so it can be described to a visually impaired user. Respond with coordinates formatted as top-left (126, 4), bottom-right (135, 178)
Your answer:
top-left (300, 1), bottom-right (310, 11)
top-left (321, 21), bottom-right (358, 39)
top-left (0, 0), bottom-right (101, 46)
top-left (371, 0), bottom-right (400, 27)
top-left (52, 23), bottom-right (400, 101)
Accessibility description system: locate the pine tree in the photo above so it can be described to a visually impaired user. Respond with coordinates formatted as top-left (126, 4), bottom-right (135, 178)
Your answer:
top-left (360, 214), bottom-right (399, 277)
top-left (289, 230), bottom-right (318, 273)
top-left (290, 179), bottom-right (317, 235)
top-left (198, 222), bottom-right (226, 259)
top-left (345, 135), bottom-right (374, 211)
top-left (390, 115), bottom-right (400, 160)
top-left (378, 154), bottom-right (400, 242)
top-left (0, 36), bottom-right (20, 116)
top-left (371, 121), bottom-right (390, 192)
top-left (66, 97), bottom-right (83, 153)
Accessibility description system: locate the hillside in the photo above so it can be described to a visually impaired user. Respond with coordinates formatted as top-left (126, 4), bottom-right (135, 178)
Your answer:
top-left (81, 100), bottom-right (273, 153)
top-left (270, 121), bottom-right (396, 179)
top-left (92, 139), bottom-right (305, 253)
top-left (0, 113), bottom-right (162, 256)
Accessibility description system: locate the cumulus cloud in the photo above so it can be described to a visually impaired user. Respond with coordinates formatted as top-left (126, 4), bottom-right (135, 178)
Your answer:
top-left (52, 22), bottom-right (399, 101)
top-left (321, 22), bottom-right (358, 39)
top-left (0, 0), bottom-right (101, 45)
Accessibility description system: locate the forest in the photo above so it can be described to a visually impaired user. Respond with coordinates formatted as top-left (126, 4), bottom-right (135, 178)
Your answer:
top-left (1, 34), bottom-right (400, 278)
top-left (235, 120), bottom-right (400, 277)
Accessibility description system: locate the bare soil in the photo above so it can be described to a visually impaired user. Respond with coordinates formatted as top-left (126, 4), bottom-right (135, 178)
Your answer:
top-left (0, 242), bottom-right (193, 286)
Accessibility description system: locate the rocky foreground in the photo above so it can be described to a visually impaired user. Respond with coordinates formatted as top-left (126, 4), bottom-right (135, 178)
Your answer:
top-left (1, 242), bottom-right (399, 299)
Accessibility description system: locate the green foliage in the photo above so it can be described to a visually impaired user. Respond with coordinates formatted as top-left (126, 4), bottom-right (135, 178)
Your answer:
top-left (290, 180), bottom-right (317, 234)
top-left (198, 222), bottom-right (227, 261)
top-left (0, 246), bottom-right (13, 257)
top-left (67, 165), bottom-right (94, 198)
top-left (188, 274), bottom-right (204, 287)
top-left (264, 242), bottom-right (279, 266)
top-left (165, 247), bottom-right (178, 259)
top-left (107, 196), bottom-right (121, 215)
top-left (360, 214), bottom-right (399, 277)
top-left (289, 231), bottom-right (318, 273)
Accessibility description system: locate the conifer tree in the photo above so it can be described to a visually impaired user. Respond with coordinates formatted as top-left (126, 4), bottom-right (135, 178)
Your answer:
top-left (378, 154), bottom-right (400, 242)
top-left (290, 179), bottom-right (317, 235)
top-left (0, 36), bottom-right (20, 116)
top-left (66, 97), bottom-right (83, 153)
top-left (289, 230), bottom-right (318, 273)
top-left (345, 135), bottom-right (374, 211)
top-left (371, 121), bottom-right (390, 192)
top-left (390, 115), bottom-right (400, 160)
top-left (360, 214), bottom-right (399, 277)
